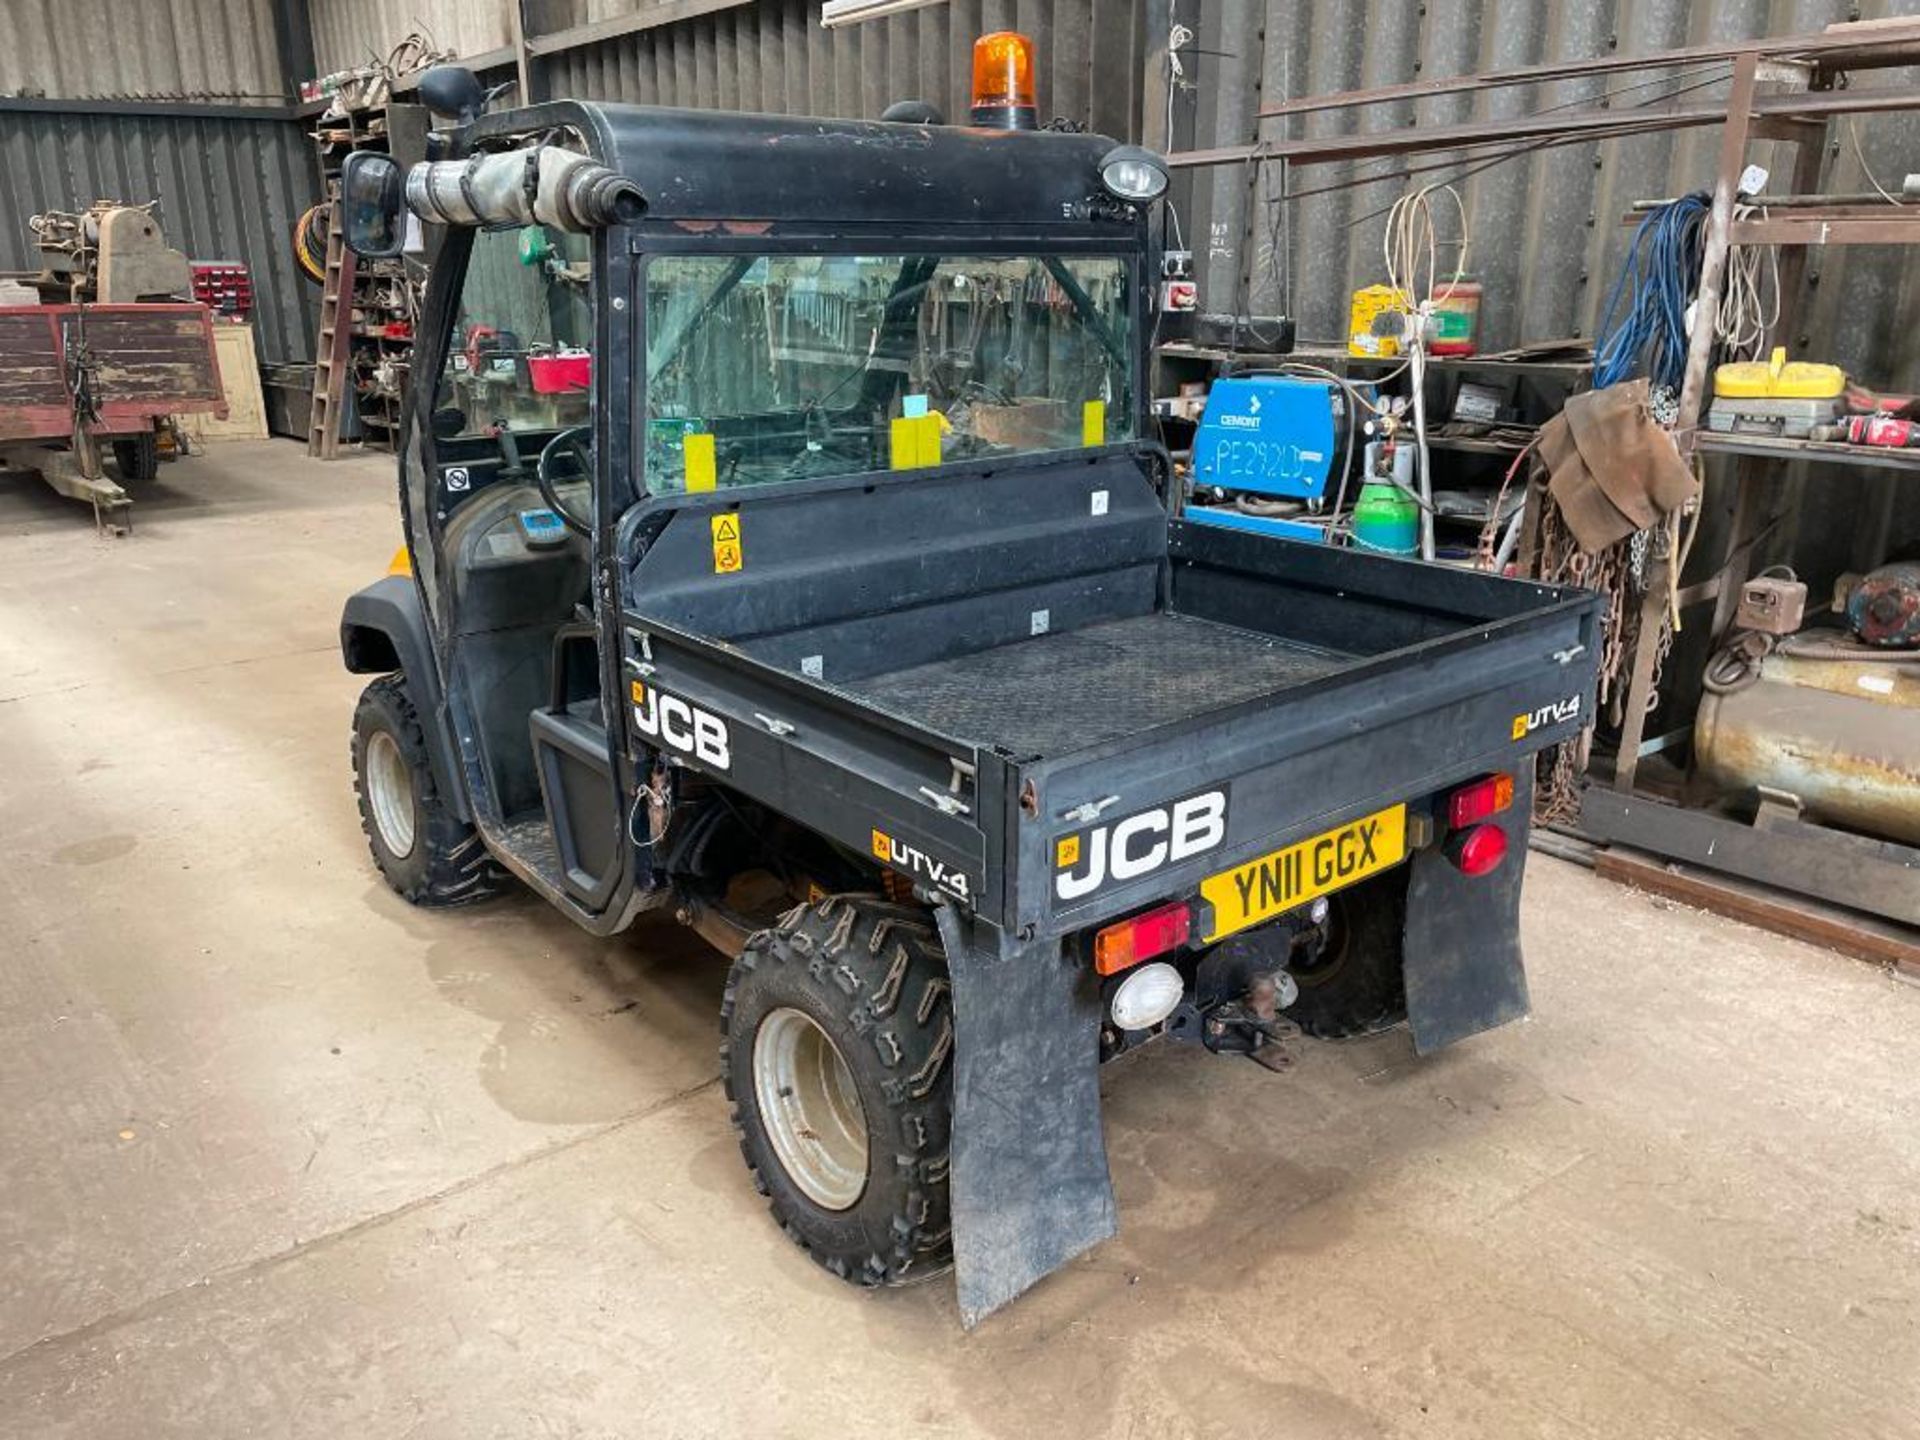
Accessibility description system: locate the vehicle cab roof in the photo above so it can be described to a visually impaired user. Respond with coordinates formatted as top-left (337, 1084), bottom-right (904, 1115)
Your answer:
top-left (469, 100), bottom-right (1141, 235)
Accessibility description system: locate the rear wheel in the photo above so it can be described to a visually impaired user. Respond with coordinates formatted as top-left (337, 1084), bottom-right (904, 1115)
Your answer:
top-left (1285, 866), bottom-right (1410, 1038)
top-left (721, 897), bottom-right (954, 1286)
top-left (351, 674), bottom-right (505, 907)
top-left (112, 431), bottom-right (158, 482)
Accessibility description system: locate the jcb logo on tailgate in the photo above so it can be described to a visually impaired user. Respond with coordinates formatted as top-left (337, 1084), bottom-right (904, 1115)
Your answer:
top-left (1054, 789), bottom-right (1228, 902)
top-left (631, 680), bottom-right (731, 770)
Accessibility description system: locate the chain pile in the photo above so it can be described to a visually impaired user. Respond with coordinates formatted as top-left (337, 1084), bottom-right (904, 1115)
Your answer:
top-left (1527, 488), bottom-right (1676, 826)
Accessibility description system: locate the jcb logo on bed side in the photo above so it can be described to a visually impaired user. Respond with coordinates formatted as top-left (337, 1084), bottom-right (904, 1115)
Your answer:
top-left (1054, 789), bottom-right (1228, 902)
top-left (871, 829), bottom-right (972, 901)
top-left (1511, 694), bottom-right (1582, 741)
top-left (631, 680), bottom-right (731, 770)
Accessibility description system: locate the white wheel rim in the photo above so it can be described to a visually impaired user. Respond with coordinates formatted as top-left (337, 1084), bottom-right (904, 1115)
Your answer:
top-left (365, 729), bottom-right (417, 859)
top-left (753, 1007), bottom-right (869, 1211)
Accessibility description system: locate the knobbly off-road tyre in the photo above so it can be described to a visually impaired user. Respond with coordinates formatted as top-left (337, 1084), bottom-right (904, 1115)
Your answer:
top-left (721, 897), bottom-right (955, 1287)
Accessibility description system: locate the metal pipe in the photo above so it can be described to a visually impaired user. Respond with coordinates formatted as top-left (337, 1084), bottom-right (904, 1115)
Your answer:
top-left (405, 146), bottom-right (644, 232)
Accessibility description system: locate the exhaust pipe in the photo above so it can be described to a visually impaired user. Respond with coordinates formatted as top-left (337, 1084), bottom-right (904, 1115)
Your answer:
top-left (406, 146), bottom-right (644, 233)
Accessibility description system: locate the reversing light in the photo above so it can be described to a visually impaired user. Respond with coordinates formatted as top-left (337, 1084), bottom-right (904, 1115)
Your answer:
top-left (1448, 823), bottom-right (1510, 877)
top-left (1099, 145), bottom-right (1169, 202)
top-left (1109, 961), bottom-right (1186, 1032)
top-left (1093, 900), bottom-right (1191, 976)
top-left (970, 31), bottom-right (1038, 130)
top-left (1446, 772), bottom-right (1515, 831)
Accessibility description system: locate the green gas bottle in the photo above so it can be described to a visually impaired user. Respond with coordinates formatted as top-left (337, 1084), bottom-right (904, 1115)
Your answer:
top-left (1352, 480), bottom-right (1419, 555)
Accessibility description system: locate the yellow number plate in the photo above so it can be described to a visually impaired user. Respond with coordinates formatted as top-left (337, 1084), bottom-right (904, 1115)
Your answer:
top-left (1199, 804), bottom-right (1408, 942)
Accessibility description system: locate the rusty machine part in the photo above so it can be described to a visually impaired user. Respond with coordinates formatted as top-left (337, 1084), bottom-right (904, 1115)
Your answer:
top-left (1695, 642), bottom-right (1920, 846)
top-left (22, 202), bottom-right (192, 305)
top-left (1846, 561), bottom-right (1920, 649)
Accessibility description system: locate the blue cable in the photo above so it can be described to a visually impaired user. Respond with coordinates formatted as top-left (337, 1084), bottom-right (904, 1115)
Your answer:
top-left (1593, 192), bottom-right (1709, 391)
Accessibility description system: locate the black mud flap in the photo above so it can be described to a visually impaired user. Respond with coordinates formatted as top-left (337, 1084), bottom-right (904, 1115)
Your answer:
top-left (934, 910), bottom-right (1116, 1328)
top-left (1402, 793), bottom-right (1533, 1054)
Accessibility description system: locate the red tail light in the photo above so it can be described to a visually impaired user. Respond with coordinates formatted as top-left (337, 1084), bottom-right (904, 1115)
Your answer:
top-left (1448, 823), bottom-right (1509, 876)
top-left (1446, 772), bottom-right (1515, 830)
top-left (1094, 901), bottom-right (1191, 975)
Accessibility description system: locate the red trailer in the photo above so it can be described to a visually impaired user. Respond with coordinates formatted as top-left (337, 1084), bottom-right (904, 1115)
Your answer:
top-left (0, 302), bottom-right (227, 530)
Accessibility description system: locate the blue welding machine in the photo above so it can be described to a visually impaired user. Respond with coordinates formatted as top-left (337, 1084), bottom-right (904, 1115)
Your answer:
top-left (1185, 375), bottom-right (1347, 542)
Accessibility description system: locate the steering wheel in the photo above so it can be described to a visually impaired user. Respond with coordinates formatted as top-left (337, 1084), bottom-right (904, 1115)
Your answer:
top-left (536, 425), bottom-right (595, 537)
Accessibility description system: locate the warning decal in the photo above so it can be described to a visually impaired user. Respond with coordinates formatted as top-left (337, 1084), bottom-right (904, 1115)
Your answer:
top-left (710, 512), bottom-right (743, 573)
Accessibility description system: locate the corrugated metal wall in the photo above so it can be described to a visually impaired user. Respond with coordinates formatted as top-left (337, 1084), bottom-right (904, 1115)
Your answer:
top-left (543, 0), bottom-right (1147, 142)
top-left (0, 0), bottom-right (286, 103)
top-left (308, 0), bottom-right (511, 75)
top-left (1174, 0), bottom-right (1920, 390)
top-left (0, 112), bottom-right (320, 363)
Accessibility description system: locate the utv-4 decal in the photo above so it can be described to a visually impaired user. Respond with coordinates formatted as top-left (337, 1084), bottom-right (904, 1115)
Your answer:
top-left (1053, 787), bottom-right (1229, 904)
top-left (871, 828), bottom-right (973, 901)
top-left (631, 679), bottom-right (732, 770)
top-left (1511, 694), bottom-right (1582, 740)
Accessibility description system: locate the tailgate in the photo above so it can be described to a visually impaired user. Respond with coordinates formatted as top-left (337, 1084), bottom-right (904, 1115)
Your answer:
top-left (1013, 587), bottom-right (1601, 939)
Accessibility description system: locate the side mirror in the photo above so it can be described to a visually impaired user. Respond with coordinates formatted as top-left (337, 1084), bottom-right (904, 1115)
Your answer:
top-left (340, 151), bottom-right (404, 259)
top-left (416, 65), bottom-right (487, 125)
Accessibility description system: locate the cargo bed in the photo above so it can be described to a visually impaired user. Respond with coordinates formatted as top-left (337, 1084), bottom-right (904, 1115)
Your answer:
top-left (619, 450), bottom-right (1603, 937)
top-left (846, 613), bottom-right (1350, 757)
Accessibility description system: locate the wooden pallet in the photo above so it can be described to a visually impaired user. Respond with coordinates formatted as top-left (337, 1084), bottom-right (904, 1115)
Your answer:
top-left (305, 202), bottom-right (358, 459)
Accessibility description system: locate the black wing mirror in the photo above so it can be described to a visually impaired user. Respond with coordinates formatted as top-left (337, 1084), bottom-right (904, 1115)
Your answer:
top-left (340, 151), bottom-right (404, 259)
top-left (417, 65), bottom-right (488, 125)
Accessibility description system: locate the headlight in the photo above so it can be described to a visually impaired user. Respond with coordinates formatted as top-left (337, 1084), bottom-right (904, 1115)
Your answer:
top-left (1099, 145), bottom-right (1169, 202)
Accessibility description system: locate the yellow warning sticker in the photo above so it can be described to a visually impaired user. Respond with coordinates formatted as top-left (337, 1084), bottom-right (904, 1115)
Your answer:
top-left (1082, 399), bottom-right (1107, 448)
top-left (1055, 834), bottom-right (1081, 869)
top-left (710, 512), bottom-right (743, 573)
top-left (889, 414), bottom-right (943, 470)
top-left (889, 416), bottom-right (919, 470)
top-left (684, 432), bottom-right (717, 493)
top-left (870, 828), bottom-right (892, 860)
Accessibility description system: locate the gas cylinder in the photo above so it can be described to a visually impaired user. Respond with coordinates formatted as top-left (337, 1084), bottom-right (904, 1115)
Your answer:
top-left (1352, 482), bottom-right (1419, 555)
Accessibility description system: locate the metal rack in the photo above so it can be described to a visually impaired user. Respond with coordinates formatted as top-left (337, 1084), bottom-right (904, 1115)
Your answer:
top-left (1165, 20), bottom-right (1920, 928)
top-left (306, 98), bottom-right (420, 456)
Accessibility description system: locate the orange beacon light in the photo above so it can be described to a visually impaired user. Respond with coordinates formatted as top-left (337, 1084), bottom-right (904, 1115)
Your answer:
top-left (970, 31), bottom-right (1038, 130)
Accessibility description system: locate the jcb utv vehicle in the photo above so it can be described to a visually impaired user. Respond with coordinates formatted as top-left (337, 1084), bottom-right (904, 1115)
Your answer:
top-left (337, 43), bottom-right (1601, 1325)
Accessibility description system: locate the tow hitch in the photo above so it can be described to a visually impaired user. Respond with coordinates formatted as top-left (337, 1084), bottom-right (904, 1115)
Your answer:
top-left (1187, 970), bottom-right (1303, 1072)
top-left (1099, 902), bottom-right (1329, 1071)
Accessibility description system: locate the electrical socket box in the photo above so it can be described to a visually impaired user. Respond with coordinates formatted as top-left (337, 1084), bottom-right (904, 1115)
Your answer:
top-left (1160, 279), bottom-right (1197, 312)
top-left (1736, 576), bottom-right (1807, 635)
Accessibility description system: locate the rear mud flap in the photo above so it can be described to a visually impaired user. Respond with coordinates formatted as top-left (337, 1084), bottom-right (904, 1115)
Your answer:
top-left (1402, 795), bottom-right (1533, 1054)
top-left (934, 910), bottom-right (1116, 1327)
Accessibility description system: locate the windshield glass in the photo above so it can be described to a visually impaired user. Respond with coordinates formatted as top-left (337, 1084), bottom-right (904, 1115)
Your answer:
top-left (643, 253), bottom-right (1133, 496)
top-left (435, 225), bottom-right (593, 438)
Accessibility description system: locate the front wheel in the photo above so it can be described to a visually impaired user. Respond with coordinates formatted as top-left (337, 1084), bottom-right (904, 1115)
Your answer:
top-left (350, 674), bottom-right (505, 907)
top-left (721, 897), bottom-right (955, 1286)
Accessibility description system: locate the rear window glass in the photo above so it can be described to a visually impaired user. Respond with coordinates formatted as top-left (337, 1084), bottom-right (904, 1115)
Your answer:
top-left (643, 253), bottom-right (1133, 495)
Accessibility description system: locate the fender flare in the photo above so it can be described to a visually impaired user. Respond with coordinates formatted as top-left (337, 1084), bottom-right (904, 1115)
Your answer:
top-left (340, 575), bottom-right (472, 823)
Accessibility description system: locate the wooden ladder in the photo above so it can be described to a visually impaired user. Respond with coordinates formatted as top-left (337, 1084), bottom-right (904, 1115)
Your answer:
top-left (306, 200), bottom-right (358, 459)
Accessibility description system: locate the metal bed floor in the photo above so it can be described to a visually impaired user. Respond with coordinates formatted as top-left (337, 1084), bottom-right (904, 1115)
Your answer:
top-left (846, 612), bottom-right (1352, 757)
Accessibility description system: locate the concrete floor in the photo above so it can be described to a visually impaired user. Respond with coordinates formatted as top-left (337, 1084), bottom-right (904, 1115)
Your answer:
top-left (1, 442), bottom-right (1917, 1439)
